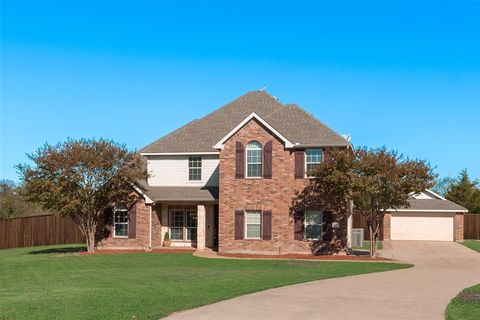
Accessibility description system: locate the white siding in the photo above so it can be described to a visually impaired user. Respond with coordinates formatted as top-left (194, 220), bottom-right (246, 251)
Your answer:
top-left (147, 155), bottom-right (219, 187)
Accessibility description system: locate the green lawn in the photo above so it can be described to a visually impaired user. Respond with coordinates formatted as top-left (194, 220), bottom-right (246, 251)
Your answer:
top-left (461, 240), bottom-right (480, 253)
top-left (445, 284), bottom-right (480, 320)
top-left (0, 244), bottom-right (409, 320)
top-left (353, 240), bottom-right (383, 251)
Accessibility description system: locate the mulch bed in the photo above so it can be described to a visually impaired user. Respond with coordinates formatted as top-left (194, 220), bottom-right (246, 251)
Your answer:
top-left (217, 253), bottom-right (392, 261)
top-left (457, 292), bottom-right (480, 302)
top-left (80, 248), bottom-right (195, 255)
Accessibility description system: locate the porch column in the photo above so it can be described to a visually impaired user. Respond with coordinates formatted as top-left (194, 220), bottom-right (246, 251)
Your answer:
top-left (197, 204), bottom-right (206, 250)
top-left (347, 212), bottom-right (353, 248)
top-left (347, 199), bottom-right (353, 249)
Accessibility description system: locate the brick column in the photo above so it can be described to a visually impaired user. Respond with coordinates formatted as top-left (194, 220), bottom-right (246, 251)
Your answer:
top-left (383, 213), bottom-right (391, 240)
top-left (197, 204), bottom-right (206, 250)
top-left (455, 213), bottom-right (464, 241)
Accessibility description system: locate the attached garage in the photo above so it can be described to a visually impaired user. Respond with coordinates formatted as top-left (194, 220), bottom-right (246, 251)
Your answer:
top-left (384, 190), bottom-right (468, 242)
top-left (390, 212), bottom-right (454, 241)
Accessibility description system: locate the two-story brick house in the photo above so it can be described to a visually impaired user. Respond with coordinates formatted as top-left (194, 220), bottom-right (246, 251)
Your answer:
top-left (97, 90), bottom-right (466, 253)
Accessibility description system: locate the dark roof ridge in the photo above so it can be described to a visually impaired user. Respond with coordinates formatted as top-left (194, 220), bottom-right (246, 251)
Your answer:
top-left (201, 90), bottom-right (281, 120)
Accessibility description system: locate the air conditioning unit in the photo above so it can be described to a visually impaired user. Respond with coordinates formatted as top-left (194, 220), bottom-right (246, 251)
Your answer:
top-left (352, 228), bottom-right (364, 248)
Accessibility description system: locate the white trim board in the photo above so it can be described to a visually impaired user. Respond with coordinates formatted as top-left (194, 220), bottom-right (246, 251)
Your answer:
top-left (386, 209), bottom-right (468, 213)
top-left (140, 152), bottom-right (220, 156)
top-left (424, 189), bottom-right (447, 201)
top-left (213, 112), bottom-right (295, 149)
top-left (131, 184), bottom-right (154, 204)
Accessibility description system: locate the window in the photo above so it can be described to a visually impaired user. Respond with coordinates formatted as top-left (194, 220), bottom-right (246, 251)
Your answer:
top-left (246, 141), bottom-right (262, 178)
top-left (114, 206), bottom-right (129, 237)
top-left (169, 209), bottom-right (184, 240)
top-left (305, 211), bottom-right (322, 240)
top-left (188, 156), bottom-right (202, 181)
top-left (245, 211), bottom-right (261, 239)
top-left (168, 207), bottom-right (198, 241)
top-left (306, 149), bottom-right (322, 175)
top-left (186, 210), bottom-right (198, 241)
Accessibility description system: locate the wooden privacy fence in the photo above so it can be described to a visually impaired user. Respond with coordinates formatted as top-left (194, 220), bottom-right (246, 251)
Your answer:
top-left (0, 214), bottom-right (85, 249)
top-left (352, 213), bottom-right (384, 241)
top-left (464, 214), bottom-right (480, 240)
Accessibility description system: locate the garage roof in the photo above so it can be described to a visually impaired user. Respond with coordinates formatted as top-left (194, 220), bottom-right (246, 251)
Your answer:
top-left (402, 199), bottom-right (467, 212)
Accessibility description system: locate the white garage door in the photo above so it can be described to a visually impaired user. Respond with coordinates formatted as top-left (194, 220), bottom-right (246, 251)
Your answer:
top-left (391, 212), bottom-right (454, 241)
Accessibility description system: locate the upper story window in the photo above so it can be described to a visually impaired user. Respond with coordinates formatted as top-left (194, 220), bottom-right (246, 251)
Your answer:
top-left (246, 141), bottom-right (262, 178)
top-left (305, 211), bottom-right (322, 240)
top-left (188, 156), bottom-right (202, 181)
top-left (305, 149), bottom-right (323, 175)
top-left (113, 206), bottom-right (128, 237)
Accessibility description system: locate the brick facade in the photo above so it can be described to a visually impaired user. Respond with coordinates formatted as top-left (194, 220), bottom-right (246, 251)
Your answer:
top-left (97, 197), bottom-right (163, 250)
top-left (218, 118), bottom-right (346, 255)
top-left (455, 213), bottom-right (464, 241)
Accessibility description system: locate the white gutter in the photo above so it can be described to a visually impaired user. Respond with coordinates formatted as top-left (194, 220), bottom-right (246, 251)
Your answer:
top-left (140, 152), bottom-right (219, 156)
top-left (386, 209), bottom-right (468, 213)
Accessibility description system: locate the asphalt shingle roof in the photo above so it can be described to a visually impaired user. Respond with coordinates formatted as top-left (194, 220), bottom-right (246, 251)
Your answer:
top-left (401, 199), bottom-right (468, 211)
top-left (140, 91), bottom-right (350, 153)
top-left (142, 186), bottom-right (218, 202)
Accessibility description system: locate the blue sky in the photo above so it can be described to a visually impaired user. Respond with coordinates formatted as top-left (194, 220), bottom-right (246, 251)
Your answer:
top-left (1, 1), bottom-right (479, 182)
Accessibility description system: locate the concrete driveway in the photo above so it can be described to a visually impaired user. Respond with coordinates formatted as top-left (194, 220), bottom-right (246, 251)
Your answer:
top-left (165, 241), bottom-right (480, 320)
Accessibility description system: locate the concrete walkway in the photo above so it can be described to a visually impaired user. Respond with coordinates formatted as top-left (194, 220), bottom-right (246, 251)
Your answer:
top-left (166, 241), bottom-right (480, 320)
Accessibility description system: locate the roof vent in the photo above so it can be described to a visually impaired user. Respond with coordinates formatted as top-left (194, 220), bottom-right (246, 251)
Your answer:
top-left (341, 134), bottom-right (351, 142)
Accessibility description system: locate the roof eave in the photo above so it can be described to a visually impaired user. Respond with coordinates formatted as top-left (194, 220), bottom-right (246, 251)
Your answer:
top-left (385, 209), bottom-right (468, 213)
top-left (131, 183), bottom-right (155, 205)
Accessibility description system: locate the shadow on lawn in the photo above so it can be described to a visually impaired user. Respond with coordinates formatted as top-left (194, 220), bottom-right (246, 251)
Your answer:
top-left (351, 250), bottom-right (371, 256)
top-left (28, 246), bottom-right (86, 255)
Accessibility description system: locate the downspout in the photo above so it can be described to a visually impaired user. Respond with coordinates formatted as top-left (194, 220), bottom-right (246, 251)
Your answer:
top-left (149, 205), bottom-right (152, 250)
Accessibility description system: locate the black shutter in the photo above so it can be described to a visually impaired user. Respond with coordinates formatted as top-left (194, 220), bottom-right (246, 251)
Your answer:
top-left (263, 141), bottom-right (272, 179)
top-left (235, 142), bottom-right (245, 179)
top-left (294, 151), bottom-right (305, 179)
top-left (234, 210), bottom-right (244, 240)
top-left (262, 211), bottom-right (272, 240)
top-left (128, 204), bottom-right (137, 238)
top-left (294, 211), bottom-right (305, 240)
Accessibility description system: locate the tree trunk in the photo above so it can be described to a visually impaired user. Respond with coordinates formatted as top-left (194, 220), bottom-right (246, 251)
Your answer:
top-left (85, 228), bottom-right (95, 253)
top-left (369, 224), bottom-right (377, 257)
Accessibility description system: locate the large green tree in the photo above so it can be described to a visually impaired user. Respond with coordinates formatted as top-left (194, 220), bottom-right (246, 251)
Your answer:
top-left (432, 176), bottom-right (456, 197)
top-left (0, 181), bottom-right (47, 219)
top-left (17, 139), bottom-right (147, 252)
top-left (307, 148), bottom-right (435, 257)
top-left (446, 169), bottom-right (480, 214)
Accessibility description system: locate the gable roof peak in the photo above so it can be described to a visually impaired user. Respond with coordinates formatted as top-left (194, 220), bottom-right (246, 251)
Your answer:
top-left (140, 91), bottom-right (350, 154)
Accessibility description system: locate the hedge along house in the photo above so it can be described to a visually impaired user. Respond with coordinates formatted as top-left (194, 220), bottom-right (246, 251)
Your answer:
top-left (96, 91), bottom-right (466, 254)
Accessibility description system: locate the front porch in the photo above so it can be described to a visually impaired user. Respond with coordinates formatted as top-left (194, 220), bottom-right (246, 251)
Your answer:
top-left (158, 202), bottom-right (219, 251)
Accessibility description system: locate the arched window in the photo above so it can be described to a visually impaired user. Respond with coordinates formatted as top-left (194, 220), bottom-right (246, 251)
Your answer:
top-left (246, 141), bottom-right (262, 178)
